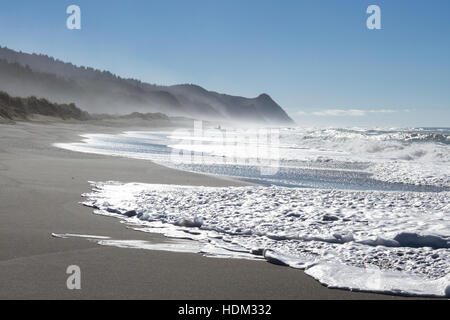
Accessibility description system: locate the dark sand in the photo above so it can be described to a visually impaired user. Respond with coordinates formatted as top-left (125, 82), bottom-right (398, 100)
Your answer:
top-left (0, 122), bottom-right (410, 299)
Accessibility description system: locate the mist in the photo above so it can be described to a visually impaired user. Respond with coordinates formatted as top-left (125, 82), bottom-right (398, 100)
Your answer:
top-left (0, 46), bottom-right (294, 126)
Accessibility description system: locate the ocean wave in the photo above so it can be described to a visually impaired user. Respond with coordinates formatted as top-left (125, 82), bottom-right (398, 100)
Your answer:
top-left (55, 127), bottom-right (450, 188)
top-left (82, 181), bottom-right (450, 297)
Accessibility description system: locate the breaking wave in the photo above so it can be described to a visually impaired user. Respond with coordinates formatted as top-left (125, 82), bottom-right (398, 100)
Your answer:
top-left (55, 127), bottom-right (450, 188)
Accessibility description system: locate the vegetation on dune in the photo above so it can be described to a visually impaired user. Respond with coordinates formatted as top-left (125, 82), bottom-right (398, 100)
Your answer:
top-left (0, 90), bottom-right (171, 124)
top-left (0, 90), bottom-right (90, 121)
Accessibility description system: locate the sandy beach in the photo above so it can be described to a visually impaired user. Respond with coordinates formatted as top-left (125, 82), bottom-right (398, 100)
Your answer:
top-left (0, 121), bottom-right (414, 300)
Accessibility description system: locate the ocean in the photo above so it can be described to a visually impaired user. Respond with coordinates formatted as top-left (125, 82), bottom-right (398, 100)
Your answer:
top-left (55, 126), bottom-right (450, 297)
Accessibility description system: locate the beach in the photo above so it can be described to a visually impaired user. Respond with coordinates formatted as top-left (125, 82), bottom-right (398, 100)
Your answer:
top-left (0, 121), bottom-right (414, 300)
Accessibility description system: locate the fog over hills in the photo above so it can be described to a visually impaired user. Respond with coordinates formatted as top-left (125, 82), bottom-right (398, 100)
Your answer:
top-left (0, 47), bottom-right (294, 125)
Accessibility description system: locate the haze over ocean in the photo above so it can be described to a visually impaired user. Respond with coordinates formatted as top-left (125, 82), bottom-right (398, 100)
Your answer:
top-left (1, 0), bottom-right (449, 126)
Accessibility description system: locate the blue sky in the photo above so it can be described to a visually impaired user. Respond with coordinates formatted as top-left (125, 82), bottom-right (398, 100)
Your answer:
top-left (0, 0), bottom-right (449, 127)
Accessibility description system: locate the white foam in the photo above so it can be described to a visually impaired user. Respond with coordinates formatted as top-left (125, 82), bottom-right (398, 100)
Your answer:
top-left (55, 127), bottom-right (450, 188)
top-left (305, 261), bottom-right (450, 297)
top-left (82, 181), bottom-right (450, 297)
top-left (51, 233), bottom-right (111, 240)
top-left (277, 128), bottom-right (450, 187)
top-left (96, 239), bottom-right (203, 254)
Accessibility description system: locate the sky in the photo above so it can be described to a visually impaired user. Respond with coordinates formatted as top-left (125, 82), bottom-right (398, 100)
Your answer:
top-left (0, 0), bottom-right (449, 127)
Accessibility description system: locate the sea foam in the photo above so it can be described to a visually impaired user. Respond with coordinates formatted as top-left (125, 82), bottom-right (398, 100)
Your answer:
top-left (82, 181), bottom-right (450, 297)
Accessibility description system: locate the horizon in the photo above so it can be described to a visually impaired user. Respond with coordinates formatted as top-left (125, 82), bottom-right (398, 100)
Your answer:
top-left (0, 0), bottom-right (449, 127)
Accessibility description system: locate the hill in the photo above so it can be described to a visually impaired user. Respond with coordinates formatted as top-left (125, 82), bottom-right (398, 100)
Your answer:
top-left (0, 47), bottom-right (294, 125)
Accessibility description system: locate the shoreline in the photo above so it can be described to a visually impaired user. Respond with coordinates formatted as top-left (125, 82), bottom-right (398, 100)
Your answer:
top-left (0, 121), bottom-right (419, 299)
